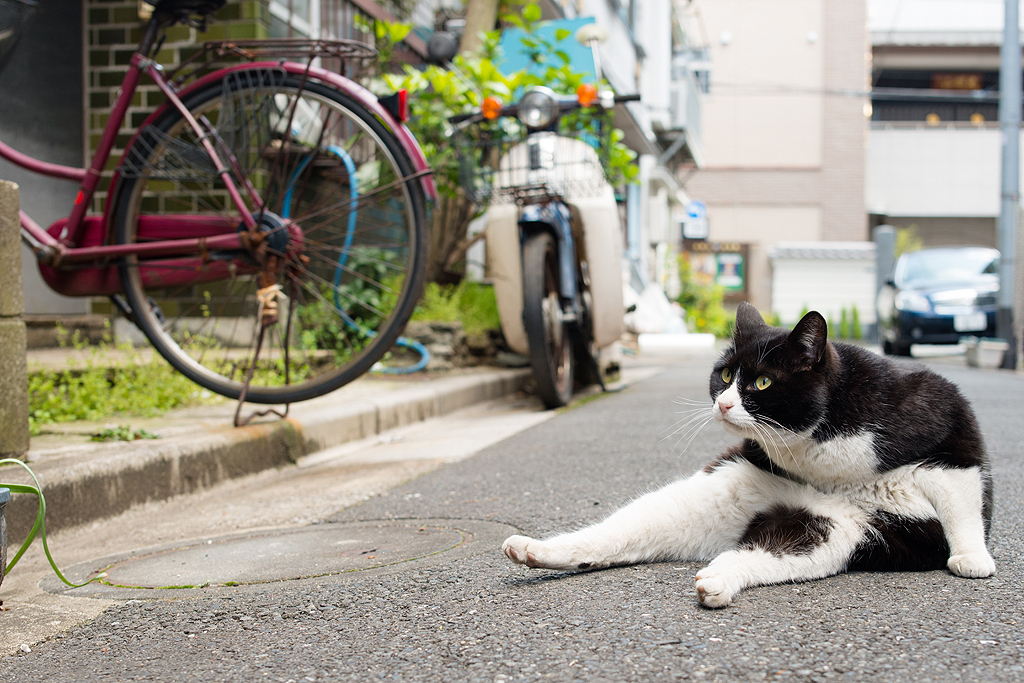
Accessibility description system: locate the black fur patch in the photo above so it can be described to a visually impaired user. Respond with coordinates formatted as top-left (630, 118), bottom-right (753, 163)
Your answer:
top-left (847, 513), bottom-right (949, 572)
top-left (703, 445), bottom-right (744, 474)
top-left (739, 505), bottom-right (833, 557)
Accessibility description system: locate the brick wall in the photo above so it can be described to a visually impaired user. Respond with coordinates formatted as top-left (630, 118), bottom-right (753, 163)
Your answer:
top-left (83, 1), bottom-right (267, 214)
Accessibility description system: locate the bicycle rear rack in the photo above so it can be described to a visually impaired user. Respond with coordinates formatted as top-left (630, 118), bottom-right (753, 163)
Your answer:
top-left (168, 38), bottom-right (377, 88)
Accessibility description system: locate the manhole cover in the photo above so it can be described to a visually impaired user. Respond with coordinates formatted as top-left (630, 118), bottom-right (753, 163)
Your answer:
top-left (44, 519), bottom-right (514, 598)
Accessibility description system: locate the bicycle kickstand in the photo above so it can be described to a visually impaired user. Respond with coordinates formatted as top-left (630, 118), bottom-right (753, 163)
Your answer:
top-left (233, 269), bottom-right (291, 427)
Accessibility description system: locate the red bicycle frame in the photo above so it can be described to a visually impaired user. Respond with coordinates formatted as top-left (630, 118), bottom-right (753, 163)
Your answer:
top-left (2, 31), bottom-right (437, 299)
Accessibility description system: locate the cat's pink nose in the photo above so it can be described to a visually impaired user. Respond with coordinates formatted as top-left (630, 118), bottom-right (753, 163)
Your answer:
top-left (718, 399), bottom-right (734, 413)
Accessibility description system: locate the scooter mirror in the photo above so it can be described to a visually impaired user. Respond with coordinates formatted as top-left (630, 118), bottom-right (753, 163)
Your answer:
top-left (427, 30), bottom-right (459, 64)
top-left (575, 24), bottom-right (608, 46)
top-left (575, 24), bottom-right (608, 84)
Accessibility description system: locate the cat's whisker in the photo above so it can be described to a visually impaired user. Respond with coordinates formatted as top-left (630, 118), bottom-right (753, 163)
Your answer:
top-left (670, 406), bottom-right (712, 416)
top-left (667, 409), bottom-right (714, 451)
top-left (675, 414), bottom-right (714, 454)
top-left (750, 419), bottom-right (803, 478)
top-left (671, 396), bottom-right (709, 407)
top-left (762, 422), bottom-right (800, 473)
top-left (660, 409), bottom-right (714, 442)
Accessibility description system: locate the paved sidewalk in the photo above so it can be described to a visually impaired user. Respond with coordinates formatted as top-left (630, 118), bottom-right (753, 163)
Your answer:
top-left (1, 364), bottom-right (531, 540)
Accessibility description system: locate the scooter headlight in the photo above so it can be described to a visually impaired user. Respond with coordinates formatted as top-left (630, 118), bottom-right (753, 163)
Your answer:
top-left (517, 88), bottom-right (558, 129)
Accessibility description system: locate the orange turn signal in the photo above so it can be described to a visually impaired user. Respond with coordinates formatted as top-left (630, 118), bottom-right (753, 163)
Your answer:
top-left (482, 96), bottom-right (503, 120)
top-left (576, 83), bottom-right (598, 107)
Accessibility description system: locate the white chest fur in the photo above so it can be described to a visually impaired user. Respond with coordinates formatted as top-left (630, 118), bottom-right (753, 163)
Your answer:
top-left (758, 430), bottom-right (879, 488)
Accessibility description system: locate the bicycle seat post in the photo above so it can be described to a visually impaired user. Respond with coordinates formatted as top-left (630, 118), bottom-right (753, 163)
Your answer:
top-left (137, 9), bottom-right (166, 58)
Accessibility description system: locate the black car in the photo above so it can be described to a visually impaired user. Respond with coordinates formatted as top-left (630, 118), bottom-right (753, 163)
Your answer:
top-left (877, 246), bottom-right (999, 356)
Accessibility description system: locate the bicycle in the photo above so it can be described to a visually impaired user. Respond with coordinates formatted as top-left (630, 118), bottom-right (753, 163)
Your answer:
top-left (0, 0), bottom-right (436, 421)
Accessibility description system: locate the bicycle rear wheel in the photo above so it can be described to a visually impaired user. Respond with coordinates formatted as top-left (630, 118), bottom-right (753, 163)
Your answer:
top-left (114, 69), bottom-right (427, 404)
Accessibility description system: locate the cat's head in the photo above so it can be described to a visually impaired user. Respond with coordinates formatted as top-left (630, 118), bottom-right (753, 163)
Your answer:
top-left (710, 302), bottom-right (836, 437)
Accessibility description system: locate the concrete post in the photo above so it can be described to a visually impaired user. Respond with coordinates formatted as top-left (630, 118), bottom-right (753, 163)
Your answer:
top-left (998, 0), bottom-right (1020, 368)
top-left (0, 181), bottom-right (30, 458)
top-left (872, 225), bottom-right (896, 344)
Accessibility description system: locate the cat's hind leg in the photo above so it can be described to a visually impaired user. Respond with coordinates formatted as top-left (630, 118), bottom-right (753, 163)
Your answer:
top-left (694, 497), bottom-right (870, 608)
top-left (503, 457), bottom-right (784, 572)
top-left (914, 466), bottom-right (995, 578)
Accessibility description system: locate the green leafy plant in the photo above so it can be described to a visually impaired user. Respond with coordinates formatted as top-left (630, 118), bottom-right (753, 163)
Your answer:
top-left (90, 425), bottom-right (160, 442)
top-left (850, 305), bottom-right (862, 340)
top-left (896, 225), bottom-right (924, 258)
top-left (294, 247), bottom-right (405, 365)
top-left (411, 280), bottom-right (501, 335)
top-left (677, 256), bottom-right (734, 338)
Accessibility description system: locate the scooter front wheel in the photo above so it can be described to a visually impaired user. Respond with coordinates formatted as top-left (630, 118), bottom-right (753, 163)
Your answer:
top-left (522, 232), bottom-right (574, 408)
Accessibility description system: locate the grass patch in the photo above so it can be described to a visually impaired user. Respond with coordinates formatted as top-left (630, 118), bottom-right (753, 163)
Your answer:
top-left (411, 280), bottom-right (501, 335)
top-left (90, 425), bottom-right (161, 442)
top-left (28, 325), bottom-right (219, 435)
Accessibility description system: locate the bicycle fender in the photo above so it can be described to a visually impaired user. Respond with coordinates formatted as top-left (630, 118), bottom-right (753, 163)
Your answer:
top-left (107, 61), bottom-right (438, 222)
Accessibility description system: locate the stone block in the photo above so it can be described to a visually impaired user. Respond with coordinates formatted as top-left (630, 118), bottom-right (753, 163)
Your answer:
top-left (0, 181), bottom-right (24, 317)
top-left (0, 319), bottom-right (29, 457)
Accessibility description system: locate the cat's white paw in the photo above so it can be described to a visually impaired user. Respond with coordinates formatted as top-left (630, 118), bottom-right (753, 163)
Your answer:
top-left (948, 551), bottom-right (996, 578)
top-left (502, 535), bottom-right (594, 570)
top-left (503, 535), bottom-right (549, 568)
top-left (695, 571), bottom-right (734, 609)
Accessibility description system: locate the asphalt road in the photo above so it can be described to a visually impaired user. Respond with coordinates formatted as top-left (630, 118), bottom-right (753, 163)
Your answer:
top-left (2, 354), bottom-right (1023, 682)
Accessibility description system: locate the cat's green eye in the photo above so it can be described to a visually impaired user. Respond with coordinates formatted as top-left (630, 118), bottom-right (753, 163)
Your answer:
top-left (755, 375), bottom-right (772, 390)
top-left (721, 368), bottom-right (733, 384)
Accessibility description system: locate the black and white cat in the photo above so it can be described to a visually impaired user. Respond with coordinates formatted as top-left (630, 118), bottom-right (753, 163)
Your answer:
top-left (503, 303), bottom-right (995, 607)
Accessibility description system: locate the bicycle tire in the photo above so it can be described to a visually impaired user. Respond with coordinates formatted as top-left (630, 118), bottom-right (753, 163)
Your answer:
top-left (114, 69), bottom-right (428, 404)
top-left (522, 231), bottom-right (573, 408)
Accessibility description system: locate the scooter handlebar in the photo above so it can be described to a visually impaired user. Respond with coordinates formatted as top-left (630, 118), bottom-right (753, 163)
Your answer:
top-left (447, 92), bottom-right (641, 125)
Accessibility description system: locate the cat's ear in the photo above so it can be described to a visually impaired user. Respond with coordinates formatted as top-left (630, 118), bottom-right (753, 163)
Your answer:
top-left (787, 311), bottom-right (828, 368)
top-left (733, 302), bottom-right (768, 345)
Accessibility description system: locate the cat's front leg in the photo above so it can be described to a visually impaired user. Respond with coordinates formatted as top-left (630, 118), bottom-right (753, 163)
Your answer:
top-left (502, 533), bottom-right (603, 571)
top-left (504, 458), bottom-right (778, 572)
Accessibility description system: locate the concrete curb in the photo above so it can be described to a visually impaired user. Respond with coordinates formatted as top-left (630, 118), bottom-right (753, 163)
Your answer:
top-left (2, 368), bottom-right (531, 540)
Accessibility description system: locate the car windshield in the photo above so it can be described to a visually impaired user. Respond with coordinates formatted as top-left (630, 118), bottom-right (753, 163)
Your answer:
top-left (897, 249), bottom-right (999, 286)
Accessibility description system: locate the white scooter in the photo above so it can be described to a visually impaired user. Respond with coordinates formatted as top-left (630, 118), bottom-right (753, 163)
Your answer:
top-left (452, 82), bottom-right (634, 407)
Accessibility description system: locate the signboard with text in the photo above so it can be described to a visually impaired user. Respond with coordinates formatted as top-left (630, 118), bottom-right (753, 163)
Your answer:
top-left (683, 240), bottom-right (748, 302)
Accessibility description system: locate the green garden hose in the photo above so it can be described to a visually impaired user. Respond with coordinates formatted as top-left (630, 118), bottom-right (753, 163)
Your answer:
top-left (1, 458), bottom-right (105, 587)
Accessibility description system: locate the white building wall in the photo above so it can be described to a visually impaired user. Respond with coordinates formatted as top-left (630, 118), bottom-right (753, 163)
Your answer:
top-left (867, 127), bottom-right (1003, 218)
top-left (697, 0), bottom-right (825, 168)
top-left (637, 0), bottom-right (673, 125)
top-left (865, 127), bottom-right (1024, 220)
top-left (771, 257), bottom-right (877, 328)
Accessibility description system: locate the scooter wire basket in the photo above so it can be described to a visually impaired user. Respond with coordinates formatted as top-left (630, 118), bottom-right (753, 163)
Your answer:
top-left (0, 0), bottom-right (37, 76)
top-left (452, 118), bottom-right (611, 206)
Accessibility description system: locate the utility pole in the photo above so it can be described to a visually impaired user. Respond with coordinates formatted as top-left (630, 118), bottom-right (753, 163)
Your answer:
top-left (998, 0), bottom-right (1020, 368)
top-left (459, 0), bottom-right (500, 55)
